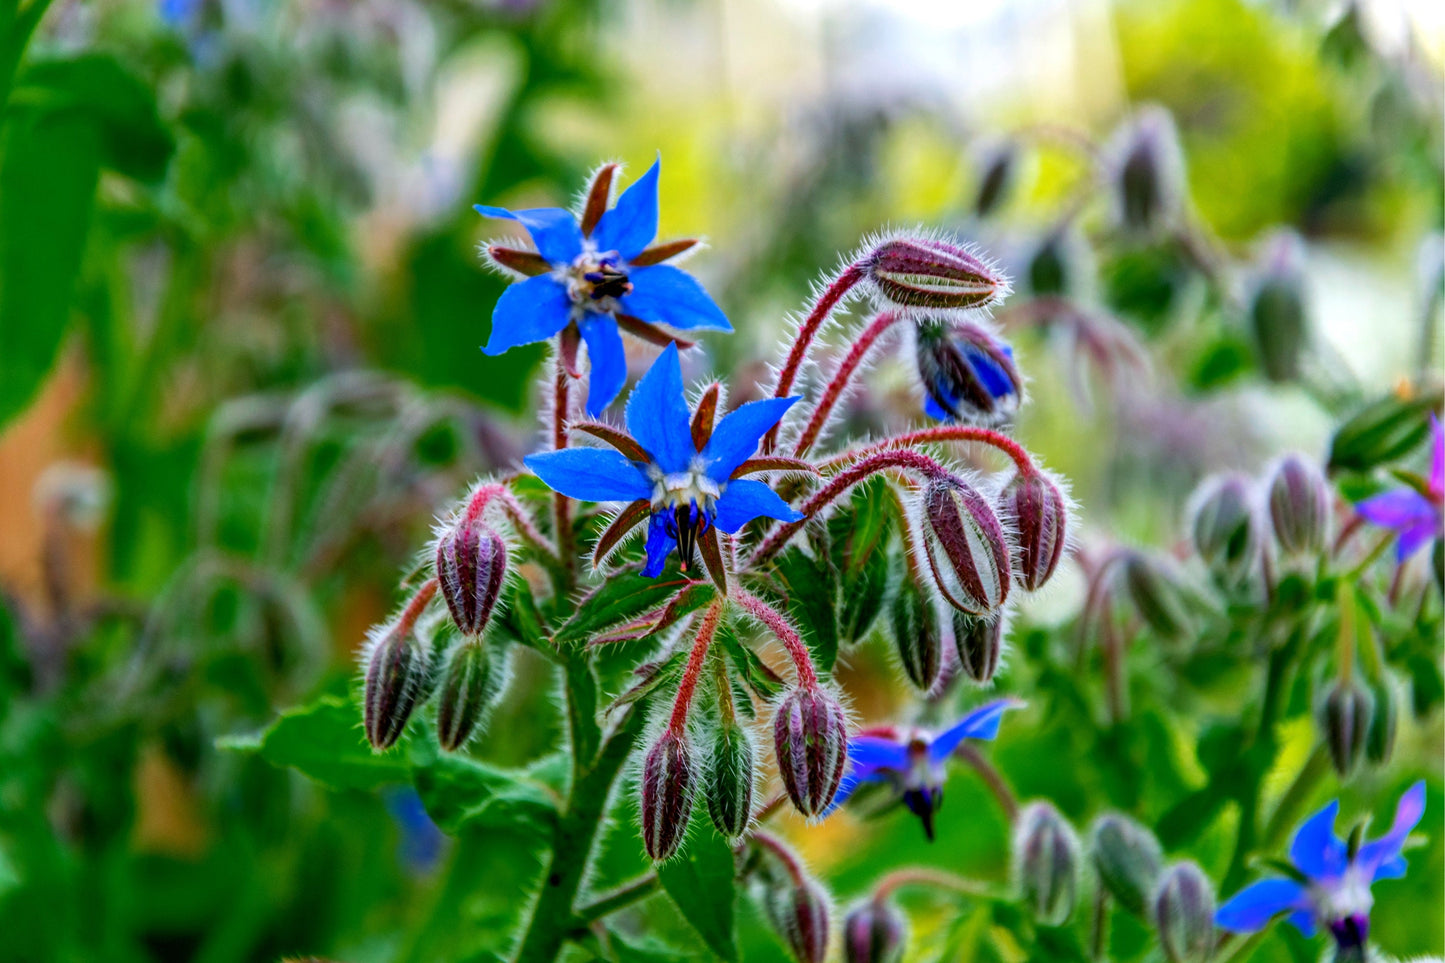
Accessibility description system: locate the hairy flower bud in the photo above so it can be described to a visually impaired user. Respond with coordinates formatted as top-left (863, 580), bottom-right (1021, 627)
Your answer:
top-left (706, 719), bottom-right (756, 838)
top-left (641, 729), bottom-right (695, 861)
top-left (890, 578), bottom-right (944, 691)
top-left (865, 236), bottom-right (1008, 312)
top-left (1120, 552), bottom-right (1194, 643)
top-left (773, 686), bottom-right (849, 817)
top-left (919, 478), bottom-right (1013, 615)
top-left (1328, 394), bottom-right (1436, 474)
top-left (435, 641), bottom-right (501, 752)
top-left (435, 518), bottom-right (508, 638)
top-left (1365, 676), bottom-right (1398, 765)
top-left (973, 140), bottom-right (1019, 220)
top-left (1320, 678), bottom-right (1373, 778)
top-left (1002, 470), bottom-right (1068, 591)
top-left (953, 610), bottom-right (1004, 685)
top-left (843, 898), bottom-right (906, 963)
top-left (764, 872), bottom-right (832, 963)
top-left (1267, 455), bottom-right (1330, 557)
top-left (363, 620), bottom-right (430, 751)
top-left (1090, 813), bottom-right (1164, 918)
top-left (1013, 801), bottom-right (1081, 926)
top-left (914, 319), bottom-right (1022, 426)
top-left (1113, 106), bottom-right (1182, 234)
top-left (1248, 231), bottom-right (1309, 383)
top-left (1154, 861), bottom-right (1217, 963)
top-left (1189, 474), bottom-right (1260, 585)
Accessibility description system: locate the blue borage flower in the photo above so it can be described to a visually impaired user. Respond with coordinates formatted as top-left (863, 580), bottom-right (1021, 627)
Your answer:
top-left (1355, 413), bottom-right (1443, 562)
top-left (915, 320), bottom-right (1022, 425)
top-left (1216, 781), bottom-right (1426, 953)
top-left (477, 159), bottom-right (731, 415)
top-left (524, 343), bottom-right (804, 588)
top-left (825, 698), bottom-right (1018, 840)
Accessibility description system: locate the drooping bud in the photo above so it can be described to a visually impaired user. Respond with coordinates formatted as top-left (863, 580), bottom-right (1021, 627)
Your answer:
top-left (973, 140), bottom-right (1019, 219)
top-left (435, 517), bottom-right (508, 638)
top-left (843, 898), bottom-right (906, 963)
top-left (363, 623), bottom-right (429, 751)
top-left (1248, 231), bottom-right (1309, 383)
top-left (1089, 813), bottom-right (1164, 918)
top-left (1320, 678), bottom-right (1373, 779)
top-left (640, 729), bottom-right (696, 861)
top-left (763, 871), bottom-right (832, 963)
top-left (1267, 454), bottom-right (1331, 557)
top-left (1112, 106), bottom-right (1182, 235)
top-left (1001, 470), bottom-right (1068, 591)
top-left (1365, 675), bottom-right (1398, 765)
top-left (706, 719), bottom-right (756, 838)
top-left (865, 236), bottom-right (1008, 312)
top-left (1154, 861), bottom-right (1217, 963)
top-left (890, 578), bottom-right (944, 691)
top-left (773, 685), bottom-right (849, 817)
top-left (919, 477), bottom-right (1013, 615)
top-left (1120, 551), bottom-right (1194, 643)
top-left (435, 641), bottom-right (502, 752)
top-left (1188, 474), bottom-right (1260, 585)
top-left (1026, 231), bottom-right (1078, 297)
top-left (1013, 802), bottom-right (1081, 926)
top-left (914, 319), bottom-right (1022, 426)
top-left (953, 610), bottom-right (1004, 685)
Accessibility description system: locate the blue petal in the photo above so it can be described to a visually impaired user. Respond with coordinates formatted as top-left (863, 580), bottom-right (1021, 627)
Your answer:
top-left (643, 513), bottom-right (676, 577)
top-left (924, 393), bottom-right (952, 422)
top-left (1360, 780), bottom-right (1426, 878)
top-left (622, 264), bottom-right (732, 332)
top-left (1215, 879), bottom-right (1308, 933)
top-left (963, 343), bottom-right (1017, 399)
top-left (928, 698), bottom-right (1018, 761)
top-left (1286, 910), bottom-right (1317, 938)
top-left (483, 274), bottom-right (573, 355)
top-left (848, 735), bottom-right (910, 773)
top-left (1373, 855), bottom-right (1407, 881)
top-left (524, 449), bottom-right (651, 503)
top-left (580, 318), bottom-right (628, 416)
top-left (592, 159), bottom-right (659, 261)
top-left (625, 342), bottom-right (695, 474)
top-left (1289, 799), bottom-right (1347, 881)
top-left (714, 479), bottom-right (803, 533)
top-left (474, 205), bottom-right (584, 265)
top-left (701, 397), bottom-right (800, 480)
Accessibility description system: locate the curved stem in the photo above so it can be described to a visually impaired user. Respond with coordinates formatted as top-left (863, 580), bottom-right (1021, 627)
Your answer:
top-left (956, 744), bottom-right (1019, 823)
top-left (750, 830), bottom-right (809, 886)
top-left (667, 600), bottom-right (726, 734)
top-left (574, 873), bottom-right (661, 925)
top-left (793, 311), bottom-right (904, 457)
top-left (731, 591), bottom-right (817, 688)
top-left (822, 425), bottom-right (1035, 476)
top-left (872, 866), bottom-right (994, 900)
top-left (397, 579), bottom-right (439, 634)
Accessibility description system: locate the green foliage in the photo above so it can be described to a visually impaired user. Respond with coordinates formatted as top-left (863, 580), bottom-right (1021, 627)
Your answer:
top-left (657, 829), bottom-right (740, 962)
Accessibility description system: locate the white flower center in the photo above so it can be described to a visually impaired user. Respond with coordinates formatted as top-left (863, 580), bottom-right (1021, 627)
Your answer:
top-left (1312, 866), bottom-right (1373, 923)
top-left (557, 243), bottom-right (631, 314)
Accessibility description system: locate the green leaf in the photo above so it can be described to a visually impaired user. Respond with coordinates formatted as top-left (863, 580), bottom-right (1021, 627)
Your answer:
top-left (770, 549), bottom-right (839, 672)
top-left (409, 748), bottom-right (559, 836)
top-left (657, 827), bottom-right (739, 962)
top-left (716, 623), bottom-right (785, 700)
top-left (1329, 392), bottom-right (1439, 475)
top-left (495, 577), bottom-right (549, 651)
top-left (554, 574), bottom-right (691, 648)
top-left (219, 696), bottom-right (409, 792)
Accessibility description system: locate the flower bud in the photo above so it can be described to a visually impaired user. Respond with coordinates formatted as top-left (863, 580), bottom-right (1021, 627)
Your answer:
top-left (1154, 861), bottom-right (1217, 963)
top-left (1113, 106), bottom-right (1182, 235)
top-left (435, 518), bottom-right (508, 638)
top-left (919, 478), bottom-right (1013, 615)
top-left (434, 641), bottom-right (501, 752)
top-left (363, 618), bottom-right (432, 751)
top-left (973, 140), bottom-right (1019, 220)
top-left (953, 610), bottom-right (1004, 685)
top-left (843, 898), bottom-right (906, 963)
top-left (914, 319), bottom-right (1022, 426)
top-left (1002, 470), bottom-right (1068, 591)
top-left (1365, 676), bottom-right (1398, 765)
top-left (706, 719), bottom-right (756, 838)
top-left (1013, 802), bottom-right (1081, 926)
top-left (1248, 231), bottom-right (1309, 383)
top-left (1089, 813), bottom-right (1164, 918)
top-left (1329, 394), bottom-right (1436, 474)
top-left (773, 685), bottom-right (849, 817)
top-left (764, 871), bottom-right (832, 963)
top-left (865, 236), bottom-right (1008, 312)
top-left (1188, 474), bottom-right (1260, 585)
top-left (890, 578), bottom-right (943, 691)
top-left (1267, 454), bottom-right (1330, 557)
top-left (1320, 678), bottom-right (1373, 779)
top-left (1120, 552), bottom-right (1194, 643)
top-left (1026, 231), bottom-right (1075, 297)
top-left (640, 729), bottom-right (696, 861)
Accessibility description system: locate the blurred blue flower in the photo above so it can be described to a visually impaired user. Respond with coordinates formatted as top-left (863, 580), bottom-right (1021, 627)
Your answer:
top-left (1355, 414), bottom-right (1444, 561)
top-left (382, 787), bottom-right (447, 876)
top-left (916, 322), bottom-right (1022, 424)
top-left (1216, 781), bottom-right (1426, 952)
top-left (475, 159), bottom-right (731, 415)
top-left (826, 698), bottom-right (1018, 840)
top-left (524, 343), bottom-right (801, 578)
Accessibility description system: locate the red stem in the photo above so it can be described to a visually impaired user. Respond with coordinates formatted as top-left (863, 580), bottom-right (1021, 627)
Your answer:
top-left (668, 600), bottom-right (725, 734)
top-left (762, 262), bottom-right (867, 453)
top-left (873, 867), bottom-right (992, 900)
top-left (750, 830), bottom-right (809, 886)
top-left (397, 578), bottom-right (439, 634)
top-left (823, 425), bottom-right (1035, 475)
top-left (731, 590), bottom-right (817, 688)
top-left (793, 310), bottom-right (904, 458)
top-left (552, 357), bottom-right (576, 579)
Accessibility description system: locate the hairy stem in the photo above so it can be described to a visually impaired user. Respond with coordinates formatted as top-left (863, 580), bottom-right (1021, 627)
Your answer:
top-left (731, 591), bottom-right (817, 688)
top-left (573, 873), bottom-right (661, 925)
top-left (957, 744), bottom-right (1019, 823)
top-left (793, 311), bottom-right (903, 457)
top-left (822, 424), bottom-right (1036, 475)
top-left (872, 866), bottom-right (994, 900)
top-left (668, 600), bottom-right (726, 733)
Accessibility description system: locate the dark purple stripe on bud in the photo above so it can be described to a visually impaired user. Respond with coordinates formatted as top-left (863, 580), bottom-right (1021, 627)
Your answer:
top-left (436, 519), bottom-right (508, 638)
top-left (865, 236), bottom-right (1007, 312)
top-left (363, 624), bottom-right (429, 751)
top-left (890, 578), bottom-right (943, 691)
top-left (1320, 678), bottom-right (1373, 779)
top-left (1267, 454), bottom-right (1330, 556)
top-left (843, 898), bottom-right (906, 963)
top-left (435, 641), bottom-right (500, 752)
top-left (953, 610), bottom-right (1004, 685)
top-left (920, 478), bottom-right (1013, 615)
top-left (706, 720), bottom-right (756, 838)
top-left (1013, 801), bottom-right (1081, 926)
top-left (1154, 861), bottom-right (1217, 963)
top-left (1003, 470), bottom-right (1068, 591)
top-left (773, 686), bottom-right (848, 817)
top-left (641, 729), bottom-right (695, 861)
top-left (765, 873), bottom-right (832, 963)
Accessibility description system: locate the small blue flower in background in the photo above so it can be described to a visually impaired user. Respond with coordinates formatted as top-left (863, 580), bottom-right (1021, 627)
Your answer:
top-left (1355, 414), bottom-right (1443, 561)
top-left (1215, 781), bottom-right (1426, 953)
top-left (914, 321), bottom-right (1022, 425)
top-left (524, 343), bottom-right (802, 581)
top-left (476, 159), bottom-right (731, 415)
top-left (825, 698), bottom-right (1018, 840)
top-left (381, 786), bottom-right (447, 876)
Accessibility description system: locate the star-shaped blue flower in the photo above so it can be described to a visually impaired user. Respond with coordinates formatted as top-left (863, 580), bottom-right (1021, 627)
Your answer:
top-left (524, 343), bottom-right (803, 585)
top-left (1216, 781), bottom-right (1426, 952)
top-left (916, 322), bottom-right (1022, 424)
top-left (825, 698), bottom-right (1018, 840)
top-left (476, 159), bottom-right (731, 415)
top-left (1355, 414), bottom-right (1443, 562)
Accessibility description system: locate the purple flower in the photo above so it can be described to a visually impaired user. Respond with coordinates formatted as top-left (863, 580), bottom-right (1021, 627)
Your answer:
top-left (1355, 414), bottom-right (1443, 561)
top-left (1215, 781), bottom-right (1426, 952)
top-left (476, 159), bottom-right (730, 415)
top-left (524, 343), bottom-right (802, 580)
top-left (825, 698), bottom-right (1018, 840)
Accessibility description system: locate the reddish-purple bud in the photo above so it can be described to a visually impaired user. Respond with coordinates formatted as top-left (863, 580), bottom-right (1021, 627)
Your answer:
top-left (890, 578), bottom-right (944, 691)
top-left (865, 236), bottom-right (1008, 312)
top-left (1013, 801), bottom-right (1082, 926)
top-left (436, 518), bottom-right (508, 638)
top-left (1002, 470), bottom-right (1068, 592)
top-left (1320, 678), bottom-right (1373, 779)
top-left (363, 622), bottom-right (430, 751)
top-left (1267, 454), bottom-right (1331, 557)
top-left (764, 871), bottom-right (832, 963)
top-left (435, 641), bottom-right (501, 752)
top-left (953, 610), bottom-right (1005, 684)
top-left (919, 478), bottom-right (1013, 615)
top-left (773, 685), bottom-right (849, 817)
top-left (705, 719), bottom-right (756, 839)
top-left (1153, 861), bottom-right (1217, 963)
top-left (843, 898), bottom-right (906, 963)
top-left (640, 729), bottom-right (696, 861)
